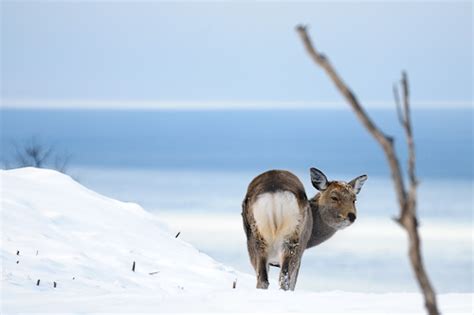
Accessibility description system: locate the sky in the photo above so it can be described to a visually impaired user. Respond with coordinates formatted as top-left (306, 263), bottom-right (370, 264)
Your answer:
top-left (1, 1), bottom-right (472, 109)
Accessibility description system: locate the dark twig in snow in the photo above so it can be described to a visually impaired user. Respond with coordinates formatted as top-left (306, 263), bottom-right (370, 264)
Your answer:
top-left (132, 261), bottom-right (136, 272)
top-left (175, 231), bottom-right (181, 238)
top-left (232, 279), bottom-right (237, 289)
top-left (53, 281), bottom-right (57, 288)
top-left (149, 271), bottom-right (160, 275)
top-left (36, 279), bottom-right (40, 286)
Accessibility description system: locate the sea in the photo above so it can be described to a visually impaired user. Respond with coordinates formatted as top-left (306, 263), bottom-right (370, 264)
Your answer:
top-left (1, 108), bottom-right (472, 293)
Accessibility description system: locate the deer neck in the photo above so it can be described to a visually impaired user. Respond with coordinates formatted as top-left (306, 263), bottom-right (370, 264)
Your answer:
top-left (306, 194), bottom-right (337, 249)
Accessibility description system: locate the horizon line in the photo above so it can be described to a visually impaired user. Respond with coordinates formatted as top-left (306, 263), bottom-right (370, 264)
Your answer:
top-left (1, 99), bottom-right (473, 110)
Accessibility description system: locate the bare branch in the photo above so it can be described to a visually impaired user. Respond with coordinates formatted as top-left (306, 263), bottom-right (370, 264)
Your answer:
top-left (296, 25), bottom-right (439, 315)
top-left (296, 25), bottom-right (407, 212)
top-left (401, 72), bottom-right (418, 190)
top-left (7, 137), bottom-right (71, 173)
top-left (393, 84), bottom-right (405, 126)
top-left (395, 73), bottom-right (437, 313)
top-left (13, 143), bottom-right (29, 167)
top-left (36, 146), bottom-right (54, 168)
top-left (54, 152), bottom-right (72, 173)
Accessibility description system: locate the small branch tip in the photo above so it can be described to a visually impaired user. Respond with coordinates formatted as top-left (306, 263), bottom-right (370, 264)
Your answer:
top-left (296, 24), bottom-right (307, 32)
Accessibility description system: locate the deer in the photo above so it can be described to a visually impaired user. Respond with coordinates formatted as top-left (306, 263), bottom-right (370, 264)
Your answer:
top-left (241, 167), bottom-right (367, 291)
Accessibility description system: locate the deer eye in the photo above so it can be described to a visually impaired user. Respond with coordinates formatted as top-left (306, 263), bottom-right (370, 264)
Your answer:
top-left (331, 196), bottom-right (339, 202)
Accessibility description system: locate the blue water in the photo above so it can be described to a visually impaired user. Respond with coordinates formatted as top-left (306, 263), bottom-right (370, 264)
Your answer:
top-left (1, 108), bottom-right (473, 179)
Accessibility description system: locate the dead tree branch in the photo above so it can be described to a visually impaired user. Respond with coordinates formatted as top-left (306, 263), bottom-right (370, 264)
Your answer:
top-left (296, 25), bottom-right (439, 315)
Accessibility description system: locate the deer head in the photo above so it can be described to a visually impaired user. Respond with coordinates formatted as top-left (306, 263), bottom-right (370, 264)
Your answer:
top-left (310, 167), bottom-right (367, 230)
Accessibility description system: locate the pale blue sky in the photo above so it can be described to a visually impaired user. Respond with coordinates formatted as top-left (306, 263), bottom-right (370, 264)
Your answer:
top-left (1, 1), bottom-right (472, 108)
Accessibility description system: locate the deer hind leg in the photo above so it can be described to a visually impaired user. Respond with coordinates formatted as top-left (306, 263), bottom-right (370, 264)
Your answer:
top-left (246, 230), bottom-right (270, 289)
top-left (255, 234), bottom-right (270, 289)
top-left (279, 237), bottom-right (302, 291)
top-left (256, 256), bottom-right (269, 289)
top-left (246, 237), bottom-right (269, 289)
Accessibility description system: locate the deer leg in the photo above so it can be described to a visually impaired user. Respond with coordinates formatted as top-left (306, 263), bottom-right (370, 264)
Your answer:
top-left (256, 257), bottom-right (269, 289)
top-left (288, 254), bottom-right (302, 291)
top-left (247, 229), bottom-right (269, 289)
top-left (279, 239), bottom-right (301, 291)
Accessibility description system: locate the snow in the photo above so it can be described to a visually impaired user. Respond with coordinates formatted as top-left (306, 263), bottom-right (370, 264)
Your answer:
top-left (1, 168), bottom-right (472, 314)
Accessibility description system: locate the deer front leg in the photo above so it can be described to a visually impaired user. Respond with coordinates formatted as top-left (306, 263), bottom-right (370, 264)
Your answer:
top-left (279, 239), bottom-right (302, 291)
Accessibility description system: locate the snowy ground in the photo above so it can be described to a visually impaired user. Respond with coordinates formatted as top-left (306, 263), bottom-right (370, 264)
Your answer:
top-left (1, 168), bottom-right (472, 314)
top-left (73, 167), bottom-right (473, 293)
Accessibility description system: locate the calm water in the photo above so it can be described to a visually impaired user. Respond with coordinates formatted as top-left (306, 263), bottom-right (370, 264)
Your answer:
top-left (1, 108), bottom-right (473, 292)
top-left (1, 108), bottom-right (473, 178)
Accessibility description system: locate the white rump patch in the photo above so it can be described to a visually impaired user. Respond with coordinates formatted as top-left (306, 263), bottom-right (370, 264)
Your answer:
top-left (252, 191), bottom-right (302, 264)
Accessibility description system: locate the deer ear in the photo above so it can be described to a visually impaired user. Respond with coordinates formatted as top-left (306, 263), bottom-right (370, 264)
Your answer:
top-left (310, 168), bottom-right (328, 191)
top-left (348, 175), bottom-right (368, 194)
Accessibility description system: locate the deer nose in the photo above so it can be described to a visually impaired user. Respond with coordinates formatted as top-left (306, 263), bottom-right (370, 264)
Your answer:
top-left (348, 213), bottom-right (356, 223)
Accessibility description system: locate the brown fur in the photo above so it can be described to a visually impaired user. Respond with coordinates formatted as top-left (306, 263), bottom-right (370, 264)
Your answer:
top-left (244, 170), bottom-right (308, 209)
top-left (317, 181), bottom-right (357, 219)
top-left (242, 168), bottom-right (367, 290)
top-left (242, 170), bottom-right (312, 290)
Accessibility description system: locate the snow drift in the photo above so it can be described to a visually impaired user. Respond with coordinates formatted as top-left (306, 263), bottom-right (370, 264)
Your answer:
top-left (1, 168), bottom-right (471, 313)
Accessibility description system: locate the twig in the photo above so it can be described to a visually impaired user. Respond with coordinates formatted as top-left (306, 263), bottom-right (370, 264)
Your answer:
top-left (149, 271), bottom-right (160, 275)
top-left (232, 279), bottom-right (237, 289)
top-left (401, 72), bottom-right (419, 198)
top-left (175, 231), bottom-right (181, 238)
top-left (393, 84), bottom-right (405, 126)
top-left (132, 261), bottom-right (136, 272)
top-left (296, 25), bottom-right (439, 315)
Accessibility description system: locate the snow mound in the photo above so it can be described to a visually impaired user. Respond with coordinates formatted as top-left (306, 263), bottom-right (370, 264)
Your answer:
top-left (1, 168), bottom-right (252, 312)
top-left (1, 168), bottom-right (472, 313)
